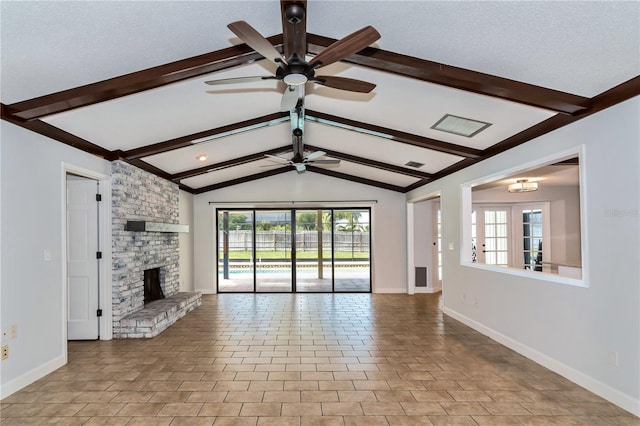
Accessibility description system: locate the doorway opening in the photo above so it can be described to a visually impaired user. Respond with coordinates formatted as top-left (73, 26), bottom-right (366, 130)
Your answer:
top-left (407, 193), bottom-right (442, 294)
top-left (216, 208), bottom-right (371, 293)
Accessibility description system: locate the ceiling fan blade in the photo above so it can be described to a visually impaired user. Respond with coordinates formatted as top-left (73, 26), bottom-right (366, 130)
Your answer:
top-left (228, 21), bottom-right (286, 65)
top-left (205, 76), bottom-right (275, 85)
top-left (313, 75), bottom-right (376, 93)
top-left (309, 159), bottom-right (341, 164)
top-left (308, 26), bottom-right (380, 69)
top-left (280, 85), bottom-right (301, 111)
top-left (305, 150), bottom-right (326, 161)
top-left (264, 154), bottom-right (291, 164)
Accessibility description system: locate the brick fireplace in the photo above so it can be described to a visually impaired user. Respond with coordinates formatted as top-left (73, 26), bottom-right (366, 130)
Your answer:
top-left (111, 160), bottom-right (200, 338)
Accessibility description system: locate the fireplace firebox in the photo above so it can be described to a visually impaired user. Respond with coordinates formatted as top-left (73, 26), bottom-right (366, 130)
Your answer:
top-left (144, 267), bottom-right (164, 304)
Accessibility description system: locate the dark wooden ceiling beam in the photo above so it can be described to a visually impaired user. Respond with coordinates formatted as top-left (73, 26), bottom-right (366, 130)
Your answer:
top-left (304, 144), bottom-right (432, 179)
top-left (307, 34), bottom-right (592, 115)
top-left (483, 75), bottom-right (640, 158)
top-left (171, 145), bottom-right (291, 181)
top-left (4, 37), bottom-right (283, 121)
top-left (1, 103), bottom-right (112, 159)
top-left (192, 167), bottom-right (291, 194)
top-left (306, 166), bottom-right (405, 192)
top-left (404, 76), bottom-right (640, 192)
top-left (305, 109), bottom-right (481, 159)
top-left (124, 112), bottom-right (289, 160)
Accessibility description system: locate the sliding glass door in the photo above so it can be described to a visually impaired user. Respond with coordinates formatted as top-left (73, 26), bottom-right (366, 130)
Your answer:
top-left (333, 209), bottom-right (370, 291)
top-left (217, 210), bottom-right (254, 292)
top-left (295, 210), bottom-right (333, 292)
top-left (216, 208), bottom-right (371, 293)
top-left (255, 210), bottom-right (292, 292)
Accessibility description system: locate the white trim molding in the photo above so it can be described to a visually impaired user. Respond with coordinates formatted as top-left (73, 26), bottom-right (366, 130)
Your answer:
top-left (443, 307), bottom-right (640, 417)
top-left (0, 355), bottom-right (66, 399)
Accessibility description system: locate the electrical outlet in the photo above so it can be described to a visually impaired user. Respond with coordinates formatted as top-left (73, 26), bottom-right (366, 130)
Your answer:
top-left (1, 344), bottom-right (8, 360)
top-left (10, 324), bottom-right (17, 339)
top-left (608, 351), bottom-right (619, 367)
top-left (474, 297), bottom-right (479, 307)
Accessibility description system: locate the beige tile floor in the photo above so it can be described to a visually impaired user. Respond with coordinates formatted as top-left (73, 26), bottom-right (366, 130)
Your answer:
top-left (1, 293), bottom-right (637, 425)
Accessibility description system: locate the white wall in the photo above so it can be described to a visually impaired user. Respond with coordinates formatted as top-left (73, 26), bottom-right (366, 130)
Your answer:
top-left (0, 121), bottom-right (111, 397)
top-left (179, 190), bottom-right (194, 292)
top-left (193, 171), bottom-right (407, 294)
top-left (407, 97), bottom-right (640, 415)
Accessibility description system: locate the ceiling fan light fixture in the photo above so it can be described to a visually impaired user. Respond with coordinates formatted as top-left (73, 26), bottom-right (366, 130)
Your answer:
top-left (431, 114), bottom-right (492, 138)
top-left (196, 153), bottom-right (208, 162)
top-left (283, 73), bottom-right (308, 86)
top-left (508, 179), bottom-right (538, 193)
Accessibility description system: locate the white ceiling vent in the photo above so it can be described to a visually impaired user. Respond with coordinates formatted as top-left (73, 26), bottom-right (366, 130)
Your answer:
top-left (431, 114), bottom-right (492, 137)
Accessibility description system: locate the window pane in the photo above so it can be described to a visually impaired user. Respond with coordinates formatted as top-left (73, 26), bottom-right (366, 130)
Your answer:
top-left (496, 211), bottom-right (507, 222)
top-left (485, 211), bottom-right (495, 222)
top-left (497, 238), bottom-right (508, 251)
top-left (497, 224), bottom-right (508, 237)
top-left (497, 251), bottom-right (508, 265)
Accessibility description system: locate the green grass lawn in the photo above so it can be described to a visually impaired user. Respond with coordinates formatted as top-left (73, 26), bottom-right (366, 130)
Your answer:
top-left (221, 250), bottom-right (369, 260)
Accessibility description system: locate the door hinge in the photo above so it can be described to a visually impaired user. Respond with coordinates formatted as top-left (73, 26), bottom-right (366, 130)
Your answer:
top-left (96, 251), bottom-right (102, 259)
top-left (96, 194), bottom-right (102, 202)
top-left (96, 309), bottom-right (103, 317)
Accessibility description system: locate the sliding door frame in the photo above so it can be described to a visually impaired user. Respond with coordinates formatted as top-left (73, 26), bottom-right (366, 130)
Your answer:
top-left (216, 207), bottom-right (371, 293)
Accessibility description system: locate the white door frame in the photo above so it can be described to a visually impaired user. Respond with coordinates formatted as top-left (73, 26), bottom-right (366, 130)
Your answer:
top-left (61, 163), bottom-right (112, 359)
top-left (407, 191), bottom-right (442, 295)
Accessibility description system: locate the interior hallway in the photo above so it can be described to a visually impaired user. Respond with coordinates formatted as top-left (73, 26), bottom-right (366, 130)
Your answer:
top-left (1, 293), bottom-right (636, 425)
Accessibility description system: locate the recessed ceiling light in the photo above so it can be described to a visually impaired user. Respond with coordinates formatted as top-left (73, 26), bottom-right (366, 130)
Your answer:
top-left (196, 154), bottom-right (208, 161)
top-left (431, 114), bottom-right (492, 138)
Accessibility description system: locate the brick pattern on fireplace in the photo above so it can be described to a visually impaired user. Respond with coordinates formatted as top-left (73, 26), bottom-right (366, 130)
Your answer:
top-left (111, 160), bottom-right (184, 337)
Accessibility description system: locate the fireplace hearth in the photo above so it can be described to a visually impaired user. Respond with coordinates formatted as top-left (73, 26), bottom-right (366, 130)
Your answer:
top-left (144, 267), bottom-right (164, 304)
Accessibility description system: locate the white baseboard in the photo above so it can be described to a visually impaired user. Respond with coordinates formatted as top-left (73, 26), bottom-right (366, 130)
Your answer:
top-left (443, 307), bottom-right (640, 417)
top-left (415, 286), bottom-right (442, 294)
top-left (0, 355), bottom-right (66, 400)
top-left (374, 287), bottom-right (405, 293)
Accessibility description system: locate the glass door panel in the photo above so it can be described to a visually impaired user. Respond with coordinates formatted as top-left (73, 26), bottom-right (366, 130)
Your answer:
top-left (333, 209), bottom-right (371, 292)
top-left (296, 210), bottom-right (333, 292)
top-left (522, 208), bottom-right (544, 271)
top-left (480, 208), bottom-right (510, 267)
top-left (255, 210), bottom-right (292, 292)
top-left (217, 210), bottom-right (254, 292)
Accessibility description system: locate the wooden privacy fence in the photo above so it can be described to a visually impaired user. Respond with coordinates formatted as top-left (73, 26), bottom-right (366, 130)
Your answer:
top-left (219, 230), bottom-right (370, 253)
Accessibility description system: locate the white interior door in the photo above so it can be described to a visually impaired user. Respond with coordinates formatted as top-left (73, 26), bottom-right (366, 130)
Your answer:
top-left (474, 206), bottom-right (511, 267)
top-left (67, 175), bottom-right (100, 340)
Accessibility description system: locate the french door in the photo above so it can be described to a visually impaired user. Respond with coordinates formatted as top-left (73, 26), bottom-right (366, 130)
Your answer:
top-left (473, 207), bottom-right (511, 267)
top-left (472, 203), bottom-right (550, 270)
top-left (217, 208), bottom-right (371, 293)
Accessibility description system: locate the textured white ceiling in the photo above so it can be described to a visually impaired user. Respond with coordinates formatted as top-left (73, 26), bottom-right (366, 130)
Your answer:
top-left (2, 0), bottom-right (638, 103)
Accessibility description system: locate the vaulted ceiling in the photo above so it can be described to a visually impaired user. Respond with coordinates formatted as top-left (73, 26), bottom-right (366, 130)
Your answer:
top-left (2, 1), bottom-right (638, 193)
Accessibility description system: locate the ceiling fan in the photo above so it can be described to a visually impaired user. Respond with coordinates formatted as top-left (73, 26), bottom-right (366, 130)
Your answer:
top-left (264, 127), bottom-right (340, 173)
top-left (205, 0), bottom-right (381, 111)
